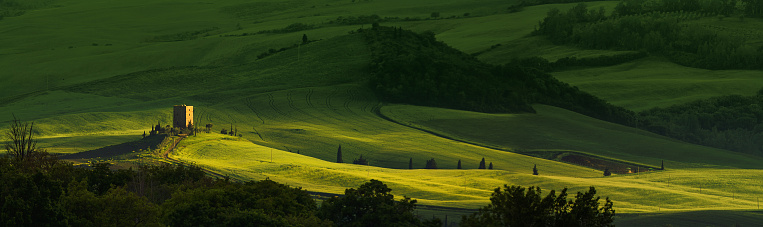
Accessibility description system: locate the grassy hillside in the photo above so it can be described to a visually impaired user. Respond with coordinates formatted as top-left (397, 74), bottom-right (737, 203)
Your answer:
top-left (172, 132), bottom-right (763, 213)
top-left (2, 0), bottom-right (763, 224)
top-left (0, 0), bottom-right (521, 98)
top-left (381, 104), bottom-right (763, 169)
top-left (552, 57), bottom-right (763, 111)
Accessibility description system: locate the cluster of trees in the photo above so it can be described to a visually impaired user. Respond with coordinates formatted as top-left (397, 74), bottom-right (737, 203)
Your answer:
top-left (148, 121), bottom-right (198, 137)
top-left (256, 22), bottom-right (315, 34)
top-left (461, 185), bottom-right (615, 227)
top-left (511, 52), bottom-right (648, 72)
top-left (220, 124), bottom-right (240, 137)
top-left (329, 14), bottom-right (459, 26)
top-left (639, 91), bottom-right (763, 155)
top-left (336, 145), bottom-right (369, 165)
top-left (361, 26), bottom-right (638, 127)
top-left (612, 0), bottom-right (762, 18)
top-left (320, 179), bottom-right (441, 226)
top-left (535, 3), bottom-right (763, 70)
top-left (331, 14), bottom-right (386, 25)
top-left (507, 0), bottom-right (609, 13)
top-left (1, 0), bottom-right (55, 19)
top-left (256, 34), bottom-right (315, 60)
top-left (353, 154), bottom-right (369, 165)
top-left (144, 27), bottom-right (221, 42)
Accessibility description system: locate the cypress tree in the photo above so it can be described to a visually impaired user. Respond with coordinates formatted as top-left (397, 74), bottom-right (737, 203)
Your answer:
top-left (409, 158), bottom-right (413, 169)
top-left (604, 168), bottom-right (611, 176)
top-left (457, 159), bottom-right (462, 169)
top-left (488, 162), bottom-right (493, 169)
top-left (533, 164), bottom-right (538, 175)
top-left (479, 158), bottom-right (486, 169)
top-left (661, 160), bottom-right (664, 170)
top-left (337, 145), bottom-right (343, 163)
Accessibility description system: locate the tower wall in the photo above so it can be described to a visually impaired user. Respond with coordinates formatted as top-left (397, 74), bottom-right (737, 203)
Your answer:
top-left (173, 105), bottom-right (193, 128)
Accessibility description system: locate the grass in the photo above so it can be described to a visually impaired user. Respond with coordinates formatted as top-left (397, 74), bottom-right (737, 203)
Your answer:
top-left (552, 57), bottom-right (763, 111)
top-left (2, 0), bottom-right (763, 223)
top-left (381, 104), bottom-right (763, 169)
top-left (172, 133), bottom-right (763, 213)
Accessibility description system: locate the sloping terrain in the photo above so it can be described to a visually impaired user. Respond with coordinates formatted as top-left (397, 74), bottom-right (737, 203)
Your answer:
top-left (1, 0), bottom-right (763, 224)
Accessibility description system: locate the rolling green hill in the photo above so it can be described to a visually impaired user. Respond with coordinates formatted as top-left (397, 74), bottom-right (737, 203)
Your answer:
top-left (553, 57), bottom-right (763, 111)
top-left (2, 0), bottom-right (763, 224)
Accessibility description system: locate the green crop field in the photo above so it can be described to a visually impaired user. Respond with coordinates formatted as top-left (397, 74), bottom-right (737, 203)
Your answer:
top-left (2, 0), bottom-right (763, 225)
top-left (552, 57), bottom-right (763, 111)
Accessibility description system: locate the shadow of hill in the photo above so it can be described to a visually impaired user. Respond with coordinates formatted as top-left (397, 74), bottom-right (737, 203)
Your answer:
top-left (60, 134), bottom-right (167, 159)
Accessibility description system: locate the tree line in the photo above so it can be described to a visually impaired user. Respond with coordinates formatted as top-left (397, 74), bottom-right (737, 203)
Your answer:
top-left (534, 2), bottom-right (763, 70)
top-left (640, 91), bottom-right (763, 155)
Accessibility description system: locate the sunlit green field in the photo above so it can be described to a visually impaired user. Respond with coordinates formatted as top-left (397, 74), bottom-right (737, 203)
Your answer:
top-left (172, 132), bottom-right (763, 215)
top-left (3, 0), bottom-right (763, 224)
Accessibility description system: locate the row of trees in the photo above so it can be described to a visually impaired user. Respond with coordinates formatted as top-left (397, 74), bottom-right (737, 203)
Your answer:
top-left (535, 3), bottom-right (763, 70)
top-left (612, 0), bottom-right (763, 18)
top-left (335, 146), bottom-right (547, 174)
top-left (639, 91), bottom-right (763, 155)
top-left (510, 52), bottom-right (648, 72)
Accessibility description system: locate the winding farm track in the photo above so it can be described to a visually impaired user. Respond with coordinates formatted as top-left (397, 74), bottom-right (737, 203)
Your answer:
top-left (160, 135), bottom-right (228, 179)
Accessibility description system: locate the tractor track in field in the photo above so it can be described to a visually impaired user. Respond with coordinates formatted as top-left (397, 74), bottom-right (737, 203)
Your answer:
top-left (267, 93), bottom-right (288, 117)
top-left (245, 97), bottom-right (266, 124)
top-left (160, 135), bottom-right (228, 180)
top-left (343, 89), bottom-right (354, 113)
top-left (287, 91), bottom-right (313, 118)
top-left (325, 88), bottom-right (338, 110)
top-left (305, 89), bottom-right (315, 108)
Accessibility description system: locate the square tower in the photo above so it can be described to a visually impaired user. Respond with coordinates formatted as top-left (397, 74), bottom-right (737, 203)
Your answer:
top-left (173, 105), bottom-right (193, 128)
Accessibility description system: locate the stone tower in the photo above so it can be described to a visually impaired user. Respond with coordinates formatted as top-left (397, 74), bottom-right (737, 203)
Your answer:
top-left (173, 105), bottom-right (193, 128)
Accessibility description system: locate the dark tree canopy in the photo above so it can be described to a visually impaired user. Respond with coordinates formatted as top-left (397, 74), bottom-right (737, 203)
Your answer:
top-left (425, 158), bottom-right (438, 169)
top-left (319, 179), bottom-right (421, 226)
top-left (353, 154), bottom-right (369, 165)
top-left (461, 185), bottom-right (615, 227)
top-left (479, 158), bottom-right (487, 169)
top-left (361, 26), bottom-right (638, 126)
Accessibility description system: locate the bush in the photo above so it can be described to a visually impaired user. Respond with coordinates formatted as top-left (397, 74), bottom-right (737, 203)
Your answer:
top-left (425, 158), bottom-right (437, 169)
top-left (352, 155), bottom-right (369, 165)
